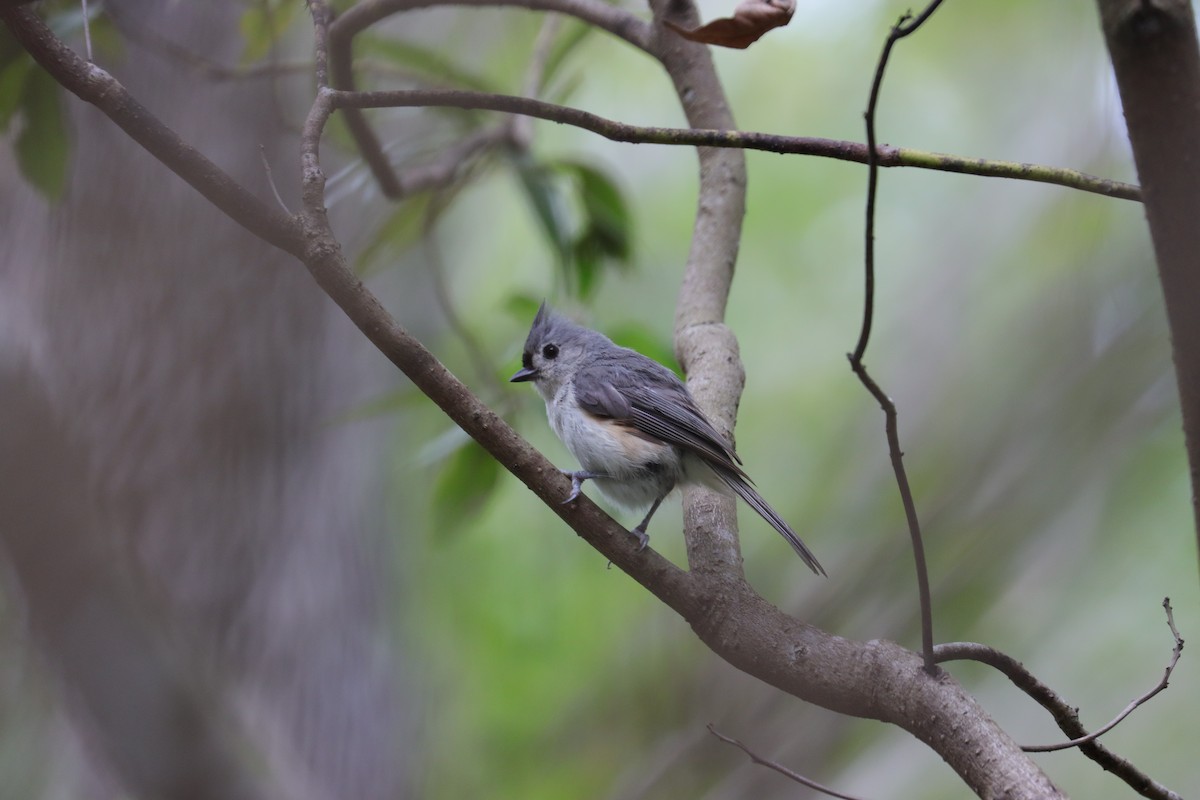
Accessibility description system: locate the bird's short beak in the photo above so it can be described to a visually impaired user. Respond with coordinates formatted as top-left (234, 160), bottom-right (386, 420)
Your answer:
top-left (509, 367), bottom-right (538, 383)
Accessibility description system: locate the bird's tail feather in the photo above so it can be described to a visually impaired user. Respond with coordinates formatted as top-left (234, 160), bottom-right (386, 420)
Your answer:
top-left (710, 464), bottom-right (826, 576)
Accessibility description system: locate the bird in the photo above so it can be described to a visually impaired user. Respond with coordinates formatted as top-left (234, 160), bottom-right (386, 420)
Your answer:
top-left (510, 303), bottom-right (824, 575)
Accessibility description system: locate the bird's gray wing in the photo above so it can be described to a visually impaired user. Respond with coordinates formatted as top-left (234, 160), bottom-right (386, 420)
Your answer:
top-left (573, 358), bottom-right (748, 477)
top-left (576, 353), bottom-right (825, 575)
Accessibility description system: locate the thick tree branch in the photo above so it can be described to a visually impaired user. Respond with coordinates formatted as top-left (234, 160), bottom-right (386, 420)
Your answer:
top-left (646, 0), bottom-right (748, 573)
top-left (6, 5), bottom-right (1075, 797)
top-left (1096, 0), bottom-right (1200, 561)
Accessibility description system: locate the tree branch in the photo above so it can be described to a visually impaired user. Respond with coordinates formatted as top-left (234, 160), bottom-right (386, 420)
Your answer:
top-left (1023, 599), bottom-right (1181, 753)
top-left (936, 598), bottom-right (1184, 800)
top-left (322, 87), bottom-right (1141, 201)
top-left (1096, 0), bottom-right (1200, 561)
top-left (6, 5), bottom-right (1072, 797)
top-left (646, 0), bottom-right (749, 573)
top-left (707, 724), bottom-right (867, 800)
top-left (327, 0), bottom-right (651, 197)
top-left (849, 1), bottom-right (946, 674)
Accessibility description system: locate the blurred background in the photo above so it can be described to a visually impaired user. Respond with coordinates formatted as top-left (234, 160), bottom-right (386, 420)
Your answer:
top-left (1, 0), bottom-right (1196, 798)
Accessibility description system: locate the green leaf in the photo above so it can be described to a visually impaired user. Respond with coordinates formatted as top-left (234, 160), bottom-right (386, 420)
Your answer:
top-left (15, 67), bottom-right (68, 201)
top-left (513, 154), bottom-right (573, 266)
top-left (569, 161), bottom-right (632, 262)
top-left (0, 25), bottom-right (26, 74)
top-left (238, 0), bottom-right (299, 65)
top-left (431, 440), bottom-right (501, 539)
top-left (0, 55), bottom-right (32, 131)
top-left (558, 160), bottom-right (632, 299)
top-left (572, 235), bottom-right (602, 300)
top-left (510, 155), bottom-right (633, 299)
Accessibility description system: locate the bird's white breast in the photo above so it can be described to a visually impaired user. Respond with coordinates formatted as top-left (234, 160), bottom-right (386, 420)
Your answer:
top-left (543, 382), bottom-right (679, 509)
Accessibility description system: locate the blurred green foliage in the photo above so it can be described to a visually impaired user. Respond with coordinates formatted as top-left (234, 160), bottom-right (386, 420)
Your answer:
top-left (3, 1), bottom-right (1197, 799)
top-left (377, 2), bottom-right (1199, 798)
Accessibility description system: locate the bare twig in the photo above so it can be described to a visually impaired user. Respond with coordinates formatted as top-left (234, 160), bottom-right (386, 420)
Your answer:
top-left (707, 724), bottom-right (867, 800)
top-left (80, 0), bottom-right (92, 61)
top-left (0, 6), bottom-right (1081, 796)
top-left (935, 599), bottom-right (1185, 800)
top-left (849, 1), bottom-right (947, 674)
top-left (259, 144), bottom-right (291, 214)
top-left (1024, 598), bottom-right (1183, 754)
top-left (327, 0), bottom-right (650, 199)
top-left (324, 88), bottom-right (1141, 202)
top-left (332, 0), bottom-right (652, 54)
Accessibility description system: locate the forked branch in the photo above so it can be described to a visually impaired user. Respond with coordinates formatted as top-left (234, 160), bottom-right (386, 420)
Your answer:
top-left (849, 0), bottom-right (947, 674)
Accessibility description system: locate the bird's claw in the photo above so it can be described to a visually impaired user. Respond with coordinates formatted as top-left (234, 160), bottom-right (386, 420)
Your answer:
top-left (561, 470), bottom-right (589, 505)
top-left (559, 472), bottom-right (583, 503)
top-left (630, 526), bottom-right (649, 551)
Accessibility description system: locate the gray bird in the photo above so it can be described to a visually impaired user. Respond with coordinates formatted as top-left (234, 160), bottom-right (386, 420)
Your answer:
top-left (511, 304), bottom-right (824, 575)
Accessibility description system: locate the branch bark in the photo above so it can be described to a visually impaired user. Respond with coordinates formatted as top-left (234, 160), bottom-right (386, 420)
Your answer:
top-left (1, 4), bottom-right (1080, 796)
top-left (1096, 0), bottom-right (1200, 560)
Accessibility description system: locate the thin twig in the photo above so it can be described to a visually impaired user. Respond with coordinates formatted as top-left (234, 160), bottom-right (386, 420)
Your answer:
top-left (935, 599), bottom-right (1184, 800)
top-left (331, 0), bottom-right (653, 55)
top-left (259, 144), bottom-right (291, 214)
top-left (0, 8), bottom-right (1076, 794)
top-left (706, 724), bottom-right (868, 800)
top-left (849, 1), bottom-right (946, 675)
top-left (1023, 598), bottom-right (1183, 753)
top-left (325, 88), bottom-right (1141, 202)
top-left (80, 0), bottom-right (92, 61)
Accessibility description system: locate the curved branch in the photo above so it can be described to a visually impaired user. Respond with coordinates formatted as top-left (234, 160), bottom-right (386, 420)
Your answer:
top-left (936, 603), bottom-right (1184, 800)
top-left (327, 0), bottom-right (651, 197)
top-left (8, 6), bottom-right (1068, 798)
top-left (849, 1), bottom-right (945, 675)
top-left (646, 0), bottom-right (748, 572)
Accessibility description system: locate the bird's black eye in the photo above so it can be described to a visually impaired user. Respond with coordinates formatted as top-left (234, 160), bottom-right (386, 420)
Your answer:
top-left (542, 343), bottom-right (559, 360)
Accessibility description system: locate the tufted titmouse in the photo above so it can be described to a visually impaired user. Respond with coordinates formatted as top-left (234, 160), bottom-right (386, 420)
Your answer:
top-left (511, 304), bottom-right (824, 575)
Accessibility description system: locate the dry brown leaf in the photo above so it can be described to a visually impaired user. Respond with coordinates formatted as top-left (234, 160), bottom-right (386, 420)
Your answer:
top-left (663, 0), bottom-right (796, 50)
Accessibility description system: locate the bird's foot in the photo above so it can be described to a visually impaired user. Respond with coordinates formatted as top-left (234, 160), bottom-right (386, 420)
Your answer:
top-left (629, 525), bottom-right (650, 551)
top-left (562, 470), bottom-right (605, 504)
